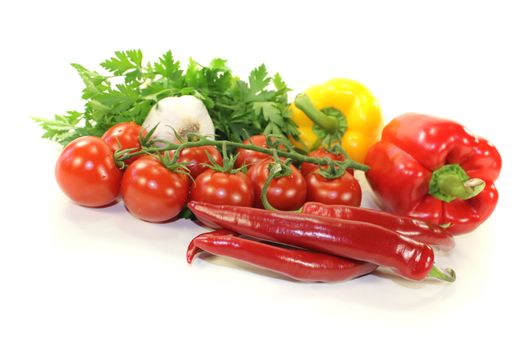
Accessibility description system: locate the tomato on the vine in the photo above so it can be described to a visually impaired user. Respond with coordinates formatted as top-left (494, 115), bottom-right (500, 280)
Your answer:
top-left (121, 156), bottom-right (189, 222)
top-left (190, 169), bottom-right (254, 207)
top-left (300, 148), bottom-right (353, 177)
top-left (234, 135), bottom-right (274, 168)
top-left (305, 172), bottom-right (362, 207)
top-left (248, 158), bottom-right (307, 211)
top-left (173, 146), bottom-right (223, 179)
top-left (102, 122), bottom-right (147, 164)
top-left (55, 136), bottom-right (122, 207)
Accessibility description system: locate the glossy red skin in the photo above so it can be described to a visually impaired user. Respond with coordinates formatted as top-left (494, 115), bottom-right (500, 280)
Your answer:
top-left (305, 172), bottom-right (362, 207)
top-left (188, 201), bottom-right (435, 281)
top-left (234, 135), bottom-right (274, 168)
top-left (55, 136), bottom-right (122, 207)
top-left (247, 158), bottom-right (307, 211)
top-left (101, 122), bottom-right (146, 164)
top-left (173, 146), bottom-right (223, 179)
top-left (300, 149), bottom-right (353, 177)
top-left (121, 156), bottom-right (189, 222)
top-left (190, 169), bottom-right (254, 207)
top-left (187, 230), bottom-right (377, 282)
top-left (365, 113), bottom-right (501, 234)
top-left (302, 202), bottom-right (455, 250)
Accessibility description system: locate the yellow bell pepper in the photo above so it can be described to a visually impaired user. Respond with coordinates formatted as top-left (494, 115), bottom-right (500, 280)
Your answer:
top-left (290, 78), bottom-right (382, 163)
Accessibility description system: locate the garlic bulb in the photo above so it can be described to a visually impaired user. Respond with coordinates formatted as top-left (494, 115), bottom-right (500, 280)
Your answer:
top-left (142, 95), bottom-right (215, 142)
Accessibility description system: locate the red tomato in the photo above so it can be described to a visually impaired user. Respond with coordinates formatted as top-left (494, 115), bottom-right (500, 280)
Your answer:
top-left (234, 135), bottom-right (273, 168)
top-left (55, 136), bottom-right (122, 207)
top-left (248, 158), bottom-right (307, 211)
top-left (301, 148), bottom-right (353, 177)
top-left (102, 122), bottom-right (146, 164)
top-left (121, 156), bottom-right (189, 222)
top-left (305, 172), bottom-right (362, 207)
top-left (174, 146), bottom-right (223, 179)
top-left (190, 169), bottom-right (254, 207)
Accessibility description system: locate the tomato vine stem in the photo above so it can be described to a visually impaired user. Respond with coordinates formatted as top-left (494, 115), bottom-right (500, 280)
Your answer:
top-left (124, 135), bottom-right (369, 172)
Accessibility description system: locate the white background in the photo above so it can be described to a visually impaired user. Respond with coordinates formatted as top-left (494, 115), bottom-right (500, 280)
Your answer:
top-left (1, 1), bottom-right (524, 349)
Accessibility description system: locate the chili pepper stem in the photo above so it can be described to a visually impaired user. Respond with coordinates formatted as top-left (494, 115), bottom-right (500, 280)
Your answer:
top-left (294, 94), bottom-right (339, 133)
top-left (427, 265), bottom-right (456, 282)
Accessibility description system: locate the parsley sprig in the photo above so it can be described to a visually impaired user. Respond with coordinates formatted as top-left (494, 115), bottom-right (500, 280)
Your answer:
top-left (33, 50), bottom-right (298, 146)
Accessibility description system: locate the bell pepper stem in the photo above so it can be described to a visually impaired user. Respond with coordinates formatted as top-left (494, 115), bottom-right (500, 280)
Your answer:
top-left (438, 175), bottom-right (485, 199)
top-left (427, 265), bottom-right (456, 282)
top-left (429, 164), bottom-right (486, 203)
top-left (294, 94), bottom-right (339, 133)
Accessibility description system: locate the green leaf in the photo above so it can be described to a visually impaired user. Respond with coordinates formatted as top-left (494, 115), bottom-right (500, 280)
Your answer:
top-left (248, 64), bottom-right (271, 92)
top-left (32, 111), bottom-right (85, 145)
top-left (125, 69), bottom-right (140, 82)
top-left (209, 58), bottom-right (228, 71)
top-left (91, 84), bottom-right (140, 114)
top-left (247, 90), bottom-right (278, 102)
top-left (156, 50), bottom-right (176, 72)
top-left (235, 80), bottom-right (250, 102)
top-left (34, 50), bottom-right (298, 148)
top-left (154, 50), bottom-right (183, 84)
top-left (253, 102), bottom-right (281, 123)
top-left (101, 50), bottom-right (142, 75)
top-left (126, 49), bottom-right (143, 66)
top-left (71, 63), bottom-right (106, 99)
top-left (126, 100), bottom-right (155, 124)
top-left (273, 73), bottom-right (289, 92)
top-left (184, 58), bottom-right (202, 87)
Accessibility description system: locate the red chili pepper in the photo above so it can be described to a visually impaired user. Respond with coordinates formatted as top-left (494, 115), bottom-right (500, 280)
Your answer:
top-left (365, 113), bottom-right (501, 234)
top-left (188, 201), bottom-right (455, 282)
top-left (301, 202), bottom-right (455, 250)
top-left (187, 230), bottom-right (378, 282)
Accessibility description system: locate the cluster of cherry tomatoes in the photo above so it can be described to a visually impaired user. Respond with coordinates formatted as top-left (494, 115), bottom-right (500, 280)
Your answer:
top-left (55, 122), bottom-right (363, 223)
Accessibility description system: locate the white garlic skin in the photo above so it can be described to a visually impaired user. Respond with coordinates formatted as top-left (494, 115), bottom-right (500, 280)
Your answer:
top-left (142, 95), bottom-right (215, 142)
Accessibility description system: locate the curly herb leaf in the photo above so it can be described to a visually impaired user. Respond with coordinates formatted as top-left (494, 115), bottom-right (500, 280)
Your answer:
top-left (34, 50), bottom-right (298, 146)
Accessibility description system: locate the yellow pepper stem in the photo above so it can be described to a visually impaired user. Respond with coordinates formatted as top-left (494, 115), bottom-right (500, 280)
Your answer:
top-left (294, 94), bottom-right (339, 133)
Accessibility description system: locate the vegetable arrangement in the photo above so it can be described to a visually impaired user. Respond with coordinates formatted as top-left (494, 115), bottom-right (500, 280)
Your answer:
top-left (35, 50), bottom-right (502, 286)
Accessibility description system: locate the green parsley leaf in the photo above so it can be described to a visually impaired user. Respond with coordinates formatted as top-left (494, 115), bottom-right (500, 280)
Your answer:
top-left (71, 63), bottom-right (107, 99)
top-left (100, 50), bottom-right (142, 75)
top-left (34, 50), bottom-right (298, 146)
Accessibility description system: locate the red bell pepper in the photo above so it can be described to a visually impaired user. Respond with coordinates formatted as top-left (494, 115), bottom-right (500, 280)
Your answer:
top-left (365, 113), bottom-right (501, 234)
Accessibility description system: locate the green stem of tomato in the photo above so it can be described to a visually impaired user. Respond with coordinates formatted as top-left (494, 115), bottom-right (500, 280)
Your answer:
top-left (133, 137), bottom-right (369, 172)
top-left (261, 166), bottom-right (281, 211)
